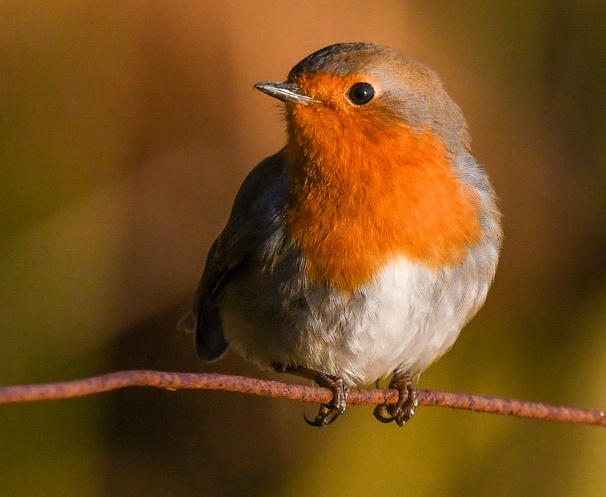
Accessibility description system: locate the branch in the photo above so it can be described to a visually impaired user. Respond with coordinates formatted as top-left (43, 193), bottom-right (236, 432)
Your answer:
top-left (0, 370), bottom-right (604, 427)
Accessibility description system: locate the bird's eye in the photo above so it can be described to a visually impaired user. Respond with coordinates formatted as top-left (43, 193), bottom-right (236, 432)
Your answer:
top-left (348, 82), bottom-right (375, 105)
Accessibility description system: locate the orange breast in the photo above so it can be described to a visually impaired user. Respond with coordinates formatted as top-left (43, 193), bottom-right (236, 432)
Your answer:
top-left (284, 87), bottom-right (483, 292)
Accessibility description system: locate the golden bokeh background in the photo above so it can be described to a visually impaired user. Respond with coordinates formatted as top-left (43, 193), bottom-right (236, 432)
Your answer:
top-left (1, 1), bottom-right (605, 496)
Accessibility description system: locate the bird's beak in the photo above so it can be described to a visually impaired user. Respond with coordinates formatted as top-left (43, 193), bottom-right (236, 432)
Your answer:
top-left (254, 81), bottom-right (318, 106)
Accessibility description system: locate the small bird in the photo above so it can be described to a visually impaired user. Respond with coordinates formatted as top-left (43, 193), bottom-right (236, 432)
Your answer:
top-left (180, 42), bottom-right (502, 427)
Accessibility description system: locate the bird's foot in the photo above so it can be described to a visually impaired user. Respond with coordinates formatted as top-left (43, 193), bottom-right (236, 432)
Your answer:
top-left (304, 372), bottom-right (350, 427)
top-left (271, 364), bottom-right (350, 427)
top-left (373, 371), bottom-right (418, 427)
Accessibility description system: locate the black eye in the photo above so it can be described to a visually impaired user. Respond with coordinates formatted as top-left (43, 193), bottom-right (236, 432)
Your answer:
top-left (348, 82), bottom-right (375, 105)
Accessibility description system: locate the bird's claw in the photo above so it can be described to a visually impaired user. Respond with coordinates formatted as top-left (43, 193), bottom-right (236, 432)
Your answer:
top-left (305, 373), bottom-right (350, 427)
top-left (304, 403), bottom-right (340, 427)
top-left (373, 371), bottom-right (418, 427)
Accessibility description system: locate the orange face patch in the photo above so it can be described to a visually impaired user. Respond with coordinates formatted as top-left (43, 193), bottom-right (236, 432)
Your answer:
top-left (284, 72), bottom-right (483, 291)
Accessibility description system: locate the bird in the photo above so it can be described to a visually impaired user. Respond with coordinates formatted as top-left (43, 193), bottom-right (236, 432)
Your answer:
top-left (179, 42), bottom-right (502, 427)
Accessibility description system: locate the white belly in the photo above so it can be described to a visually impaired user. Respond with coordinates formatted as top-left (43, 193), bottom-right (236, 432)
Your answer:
top-left (220, 249), bottom-right (494, 386)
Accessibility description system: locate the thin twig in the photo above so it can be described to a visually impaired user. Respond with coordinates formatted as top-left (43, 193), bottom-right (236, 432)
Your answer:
top-left (0, 370), bottom-right (604, 427)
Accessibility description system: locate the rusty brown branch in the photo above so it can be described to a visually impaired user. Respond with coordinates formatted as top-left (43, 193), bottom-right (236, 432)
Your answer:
top-left (0, 370), bottom-right (604, 427)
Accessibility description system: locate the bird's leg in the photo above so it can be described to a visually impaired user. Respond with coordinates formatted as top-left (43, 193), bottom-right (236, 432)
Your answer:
top-left (373, 370), bottom-right (418, 427)
top-left (272, 364), bottom-right (350, 427)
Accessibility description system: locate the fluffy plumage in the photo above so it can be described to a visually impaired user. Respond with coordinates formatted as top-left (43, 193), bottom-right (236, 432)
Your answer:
top-left (180, 42), bottom-right (502, 426)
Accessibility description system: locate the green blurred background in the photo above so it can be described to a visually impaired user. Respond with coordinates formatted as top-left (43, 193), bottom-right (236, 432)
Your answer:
top-left (1, 1), bottom-right (605, 496)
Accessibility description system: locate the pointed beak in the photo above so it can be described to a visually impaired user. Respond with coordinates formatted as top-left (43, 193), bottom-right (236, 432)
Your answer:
top-left (254, 81), bottom-right (318, 106)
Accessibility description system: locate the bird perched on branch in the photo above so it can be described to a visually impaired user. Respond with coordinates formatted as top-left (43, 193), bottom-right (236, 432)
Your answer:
top-left (180, 42), bottom-right (502, 427)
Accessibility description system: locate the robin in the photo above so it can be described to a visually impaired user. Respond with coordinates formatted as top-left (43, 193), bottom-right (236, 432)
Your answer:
top-left (179, 42), bottom-right (502, 427)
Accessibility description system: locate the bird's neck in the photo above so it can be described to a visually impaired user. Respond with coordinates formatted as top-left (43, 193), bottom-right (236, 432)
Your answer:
top-left (284, 119), bottom-right (483, 291)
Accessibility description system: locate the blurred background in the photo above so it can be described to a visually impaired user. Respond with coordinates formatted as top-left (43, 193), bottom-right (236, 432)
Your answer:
top-left (1, 1), bottom-right (605, 496)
